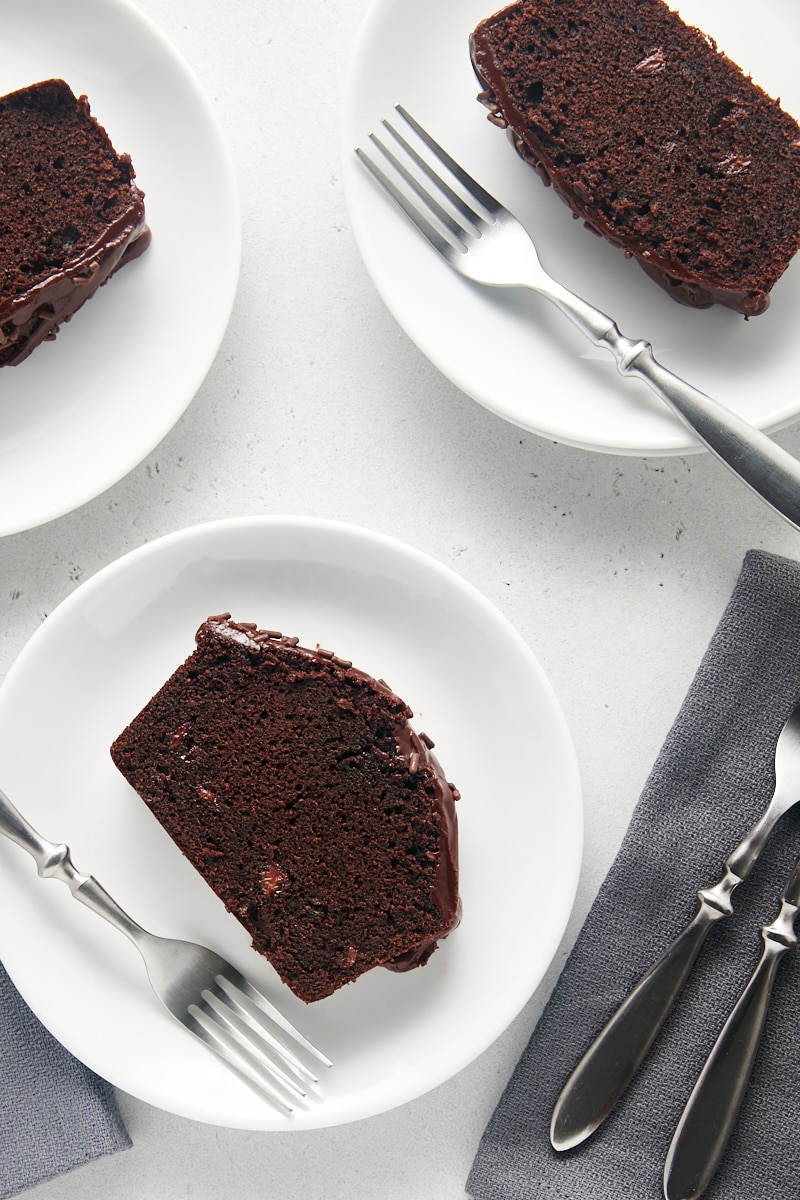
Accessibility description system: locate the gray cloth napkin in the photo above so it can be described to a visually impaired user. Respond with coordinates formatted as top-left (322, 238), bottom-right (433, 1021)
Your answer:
top-left (468, 549), bottom-right (800, 1200)
top-left (0, 960), bottom-right (130, 1198)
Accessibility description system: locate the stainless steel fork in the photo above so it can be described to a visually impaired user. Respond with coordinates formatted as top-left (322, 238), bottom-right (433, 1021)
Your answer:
top-left (664, 851), bottom-right (800, 1200)
top-left (356, 105), bottom-right (800, 533)
top-left (549, 702), bottom-right (800, 1151)
top-left (0, 785), bottom-right (331, 1114)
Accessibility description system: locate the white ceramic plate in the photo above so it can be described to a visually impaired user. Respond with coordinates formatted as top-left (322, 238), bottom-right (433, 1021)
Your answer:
top-left (0, 517), bottom-right (582, 1130)
top-left (342, 0), bottom-right (800, 455)
top-left (0, 0), bottom-right (240, 535)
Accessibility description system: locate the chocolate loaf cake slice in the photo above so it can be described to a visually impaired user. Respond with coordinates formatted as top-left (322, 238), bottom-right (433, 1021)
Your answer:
top-left (0, 79), bottom-right (150, 366)
top-left (111, 616), bottom-right (460, 1003)
top-left (470, 0), bottom-right (800, 314)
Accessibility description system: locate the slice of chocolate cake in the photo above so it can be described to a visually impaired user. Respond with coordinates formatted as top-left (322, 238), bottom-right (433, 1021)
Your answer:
top-left (0, 78), bottom-right (150, 366)
top-left (110, 616), bottom-right (460, 1003)
top-left (470, 0), bottom-right (800, 314)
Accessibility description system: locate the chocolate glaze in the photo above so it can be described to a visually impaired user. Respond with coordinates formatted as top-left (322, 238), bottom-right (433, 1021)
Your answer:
top-left (383, 723), bottom-right (461, 970)
top-left (0, 214), bottom-right (150, 367)
top-left (204, 616), bottom-right (461, 972)
top-left (0, 79), bottom-right (151, 366)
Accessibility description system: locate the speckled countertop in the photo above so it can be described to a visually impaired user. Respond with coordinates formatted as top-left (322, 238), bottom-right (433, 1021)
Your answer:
top-left (3, 2), bottom-right (800, 1198)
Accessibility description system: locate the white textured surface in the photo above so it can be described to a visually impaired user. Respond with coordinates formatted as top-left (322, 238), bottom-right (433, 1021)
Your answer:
top-left (3, 0), bottom-right (800, 1196)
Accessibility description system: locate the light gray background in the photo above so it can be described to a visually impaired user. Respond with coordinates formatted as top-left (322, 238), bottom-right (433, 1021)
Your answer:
top-left (3, 1), bottom-right (800, 1197)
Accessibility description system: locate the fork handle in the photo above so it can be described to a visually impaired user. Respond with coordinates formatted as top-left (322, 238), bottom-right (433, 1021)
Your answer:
top-left (543, 280), bottom-right (800, 532)
top-left (550, 893), bottom-right (723, 1151)
top-left (663, 892), bottom-right (800, 1200)
top-left (550, 804), bottom-right (784, 1150)
top-left (0, 785), bottom-right (146, 944)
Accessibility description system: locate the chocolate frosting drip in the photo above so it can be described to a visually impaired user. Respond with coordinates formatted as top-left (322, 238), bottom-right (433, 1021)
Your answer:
top-left (0, 79), bottom-right (151, 366)
top-left (0, 207), bottom-right (150, 367)
top-left (202, 616), bottom-right (461, 970)
top-left (383, 722), bottom-right (461, 970)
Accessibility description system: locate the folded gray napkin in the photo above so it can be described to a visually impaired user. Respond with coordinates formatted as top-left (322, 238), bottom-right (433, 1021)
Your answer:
top-left (0, 961), bottom-right (130, 1199)
top-left (468, 549), bottom-right (800, 1200)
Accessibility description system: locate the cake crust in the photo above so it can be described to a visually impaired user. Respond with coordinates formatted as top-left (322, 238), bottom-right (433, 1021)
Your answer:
top-left (110, 616), bottom-right (460, 1003)
top-left (0, 79), bottom-right (150, 366)
top-left (470, 0), bottom-right (800, 314)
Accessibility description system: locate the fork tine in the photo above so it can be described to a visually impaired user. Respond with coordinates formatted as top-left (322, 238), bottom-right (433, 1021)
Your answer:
top-left (394, 105), bottom-right (501, 216)
top-left (355, 138), bottom-right (455, 256)
top-left (187, 1000), bottom-right (301, 1114)
top-left (212, 979), bottom-right (319, 1084)
top-left (219, 970), bottom-right (332, 1069)
top-left (203, 1000), bottom-right (307, 1095)
top-left (380, 118), bottom-right (484, 232)
top-left (357, 106), bottom-right (502, 257)
top-left (201, 988), bottom-right (314, 1090)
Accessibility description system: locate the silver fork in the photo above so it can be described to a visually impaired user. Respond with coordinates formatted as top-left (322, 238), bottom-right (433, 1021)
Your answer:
top-left (664, 850), bottom-right (800, 1200)
top-left (549, 701), bottom-right (800, 1151)
top-left (0, 785), bottom-right (331, 1114)
top-left (356, 105), bottom-right (800, 533)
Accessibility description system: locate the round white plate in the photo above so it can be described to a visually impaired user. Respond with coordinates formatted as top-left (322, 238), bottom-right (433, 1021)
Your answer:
top-left (0, 0), bottom-right (240, 535)
top-left (342, 0), bottom-right (800, 455)
top-left (0, 516), bottom-right (581, 1130)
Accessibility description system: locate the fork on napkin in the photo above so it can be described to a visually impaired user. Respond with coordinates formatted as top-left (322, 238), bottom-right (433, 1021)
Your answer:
top-left (0, 961), bottom-right (129, 1199)
top-left (468, 549), bottom-right (800, 1200)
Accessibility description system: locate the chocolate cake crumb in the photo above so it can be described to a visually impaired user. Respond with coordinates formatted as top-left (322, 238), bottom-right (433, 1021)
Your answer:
top-left (470, 0), bottom-right (800, 314)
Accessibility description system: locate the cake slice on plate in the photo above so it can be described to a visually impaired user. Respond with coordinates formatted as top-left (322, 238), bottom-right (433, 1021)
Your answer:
top-left (111, 616), bottom-right (460, 1003)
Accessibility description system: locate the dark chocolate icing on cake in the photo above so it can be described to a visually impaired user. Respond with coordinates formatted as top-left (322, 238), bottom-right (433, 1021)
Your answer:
top-left (470, 0), bottom-right (800, 314)
top-left (0, 79), bottom-right (150, 366)
top-left (110, 616), bottom-right (460, 1003)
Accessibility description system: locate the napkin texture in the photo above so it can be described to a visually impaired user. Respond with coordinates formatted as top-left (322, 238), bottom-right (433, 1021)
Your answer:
top-left (0, 960), bottom-right (130, 1199)
top-left (468, 549), bottom-right (800, 1200)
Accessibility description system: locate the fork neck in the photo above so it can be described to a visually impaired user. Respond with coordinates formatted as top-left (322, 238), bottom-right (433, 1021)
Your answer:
top-left (69, 874), bottom-right (150, 948)
top-left (726, 800), bottom-right (787, 880)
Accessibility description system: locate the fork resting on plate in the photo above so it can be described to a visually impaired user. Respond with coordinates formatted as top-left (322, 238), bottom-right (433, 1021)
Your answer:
top-left (356, 106), bottom-right (800, 533)
top-left (0, 785), bottom-right (331, 1114)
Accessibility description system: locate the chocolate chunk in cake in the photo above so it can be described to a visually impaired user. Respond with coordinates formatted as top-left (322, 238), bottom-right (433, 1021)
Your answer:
top-left (0, 79), bottom-right (150, 366)
top-left (110, 616), bottom-right (460, 1003)
top-left (470, 0), bottom-right (800, 314)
